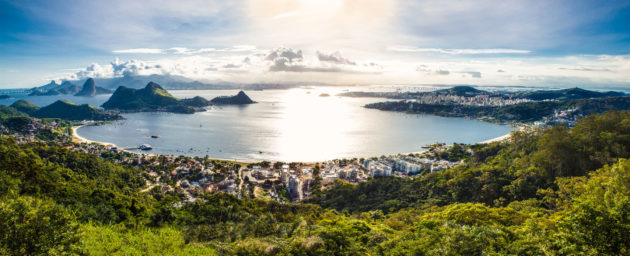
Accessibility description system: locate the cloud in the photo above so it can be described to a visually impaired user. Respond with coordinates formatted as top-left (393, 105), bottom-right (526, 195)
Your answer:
top-left (497, 69), bottom-right (506, 72)
top-left (112, 46), bottom-right (256, 55)
top-left (558, 67), bottom-right (612, 72)
top-left (415, 65), bottom-right (450, 75)
top-left (316, 51), bottom-right (356, 65)
top-left (463, 71), bottom-right (482, 78)
top-left (222, 63), bottom-right (241, 68)
top-left (264, 48), bottom-right (379, 73)
top-left (388, 46), bottom-right (531, 54)
top-left (265, 48), bottom-right (303, 62)
top-left (268, 57), bottom-right (343, 73)
top-left (435, 70), bottom-right (450, 75)
top-left (112, 48), bottom-right (163, 54)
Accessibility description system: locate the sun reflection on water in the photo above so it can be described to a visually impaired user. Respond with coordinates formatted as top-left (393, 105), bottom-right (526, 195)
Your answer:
top-left (274, 88), bottom-right (357, 161)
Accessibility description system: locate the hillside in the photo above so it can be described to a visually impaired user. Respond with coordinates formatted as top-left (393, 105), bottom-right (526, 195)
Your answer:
top-left (102, 82), bottom-right (211, 113)
top-left (9, 99), bottom-right (40, 115)
top-left (514, 87), bottom-right (624, 100)
top-left (210, 90), bottom-right (256, 104)
top-left (1, 111), bottom-right (630, 254)
top-left (34, 100), bottom-right (121, 121)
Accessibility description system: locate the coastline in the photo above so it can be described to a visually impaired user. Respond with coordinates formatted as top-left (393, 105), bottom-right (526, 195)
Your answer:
top-left (479, 126), bottom-right (526, 144)
top-left (72, 125), bottom-right (117, 148)
top-left (480, 132), bottom-right (512, 144)
top-left (72, 124), bottom-right (520, 164)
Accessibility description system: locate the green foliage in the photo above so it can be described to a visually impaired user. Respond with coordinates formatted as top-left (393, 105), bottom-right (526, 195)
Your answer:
top-left (80, 223), bottom-right (215, 255)
top-left (0, 196), bottom-right (80, 256)
top-left (0, 137), bottom-right (152, 223)
top-left (311, 111), bottom-right (630, 213)
top-left (2, 110), bottom-right (630, 255)
top-left (9, 99), bottom-right (40, 115)
top-left (34, 100), bottom-right (120, 121)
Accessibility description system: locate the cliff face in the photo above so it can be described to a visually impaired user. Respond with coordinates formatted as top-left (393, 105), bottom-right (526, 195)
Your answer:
top-left (210, 91), bottom-right (256, 105)
top-left (74, 78), bottom-right (112, 97)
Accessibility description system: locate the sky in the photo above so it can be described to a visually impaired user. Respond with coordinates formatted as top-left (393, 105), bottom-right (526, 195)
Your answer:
top-left (0, 0), bottom-right (629, 89)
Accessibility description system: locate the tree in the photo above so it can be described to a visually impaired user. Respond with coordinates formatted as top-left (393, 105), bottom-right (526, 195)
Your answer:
top-left (0, 196), bottom-right (80, 256)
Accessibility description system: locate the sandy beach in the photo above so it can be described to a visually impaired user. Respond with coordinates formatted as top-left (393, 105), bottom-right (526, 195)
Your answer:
top-left (480, 126), bottom-right (527, 144)
top-left (71, 125), bottom-right (117, 148)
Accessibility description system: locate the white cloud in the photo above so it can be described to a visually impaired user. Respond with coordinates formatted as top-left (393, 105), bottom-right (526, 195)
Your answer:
top-left (112, 46), bottom-right (255, 55)
top-left (388, 46), bottom-right (531, 55)
top-left (112, 48), bottom-right (164, 54)
top-left (54, 51), bottom-right (630, 89)
top-left (317, 51), bottom-right (356, 65)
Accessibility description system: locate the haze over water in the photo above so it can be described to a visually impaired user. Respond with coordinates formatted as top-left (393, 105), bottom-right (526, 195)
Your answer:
top-left (67, 87), bottom-right (514, 162)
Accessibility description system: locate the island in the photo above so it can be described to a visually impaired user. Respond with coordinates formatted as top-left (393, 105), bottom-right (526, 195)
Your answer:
top-left (101, 82), bottom-right (212, 113)
top-left (210, 90), bottom-right (256, 105)
top-left (0, 95), bottom-right (13, 100)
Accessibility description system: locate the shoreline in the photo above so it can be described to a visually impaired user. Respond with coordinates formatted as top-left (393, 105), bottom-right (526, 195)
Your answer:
top-left (480, 126), bottom-right (526, 144)
top-left (72, 124), bottom-right (520, 164)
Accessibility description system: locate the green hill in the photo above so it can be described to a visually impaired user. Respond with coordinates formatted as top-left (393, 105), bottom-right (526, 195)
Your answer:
top-left (515, 87), bottom-right (624, 101)
top-left (210, 90), bottom-right (255, 104)
top-left (9, 99), bottom-right (40, 115)
top-left (34, 100), bottom-right (121, 121)
top-left (102, 82), bottom-right (211, 113)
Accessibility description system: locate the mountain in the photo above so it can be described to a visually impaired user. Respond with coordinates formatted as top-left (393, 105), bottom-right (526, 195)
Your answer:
top-left (9, 99), bottom-right (40, 115)
top-left (34, 100), bottom-right (121, 120)
top-left (56, 81), bottom-right (81, 95)
top-left (74, 78), bottom-right (112, 97)
top-left (515, 87), bottom-right (625, 101)
top-left (28, 81), bottom-right (82, 96)
top-left (430, 85), bottom-right (489, 97)
top-left (29, 89), bottom-right (61, 96)
top-left (35, 80), bottom-right (60, 91)
top-left (210, 90), bottom-right (256, 105)
top-left (101, 82), bottom-right (211, 113)
top-left (180, 96), bottom-right (211, 107)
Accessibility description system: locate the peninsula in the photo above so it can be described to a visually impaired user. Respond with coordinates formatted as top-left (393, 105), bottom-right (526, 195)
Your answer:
top-left (101, 82), bottom-right (212, 114)
top-left (343, 86), bottom-right (630, 125)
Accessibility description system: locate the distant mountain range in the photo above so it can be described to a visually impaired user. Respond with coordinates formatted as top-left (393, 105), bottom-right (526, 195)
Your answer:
top-left (29, 78), bottom-right (111, 97)
top-left (27, 74), bottom-right (305, 93)
top-left (339, 85), bottom-right (625, 101)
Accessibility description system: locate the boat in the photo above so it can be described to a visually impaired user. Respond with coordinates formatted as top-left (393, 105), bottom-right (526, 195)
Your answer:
top-left (150, 135), bottom-right (160, 138)
top-left (138, 144), bottom-right (153, 150)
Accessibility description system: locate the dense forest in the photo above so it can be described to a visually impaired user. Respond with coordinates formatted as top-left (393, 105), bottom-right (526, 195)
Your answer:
top-left (2, 111), bottom-right (630, 255)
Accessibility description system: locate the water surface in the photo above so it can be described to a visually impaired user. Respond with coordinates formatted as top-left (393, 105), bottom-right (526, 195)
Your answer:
top-left (69, 88), bottom-right (515, 162)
